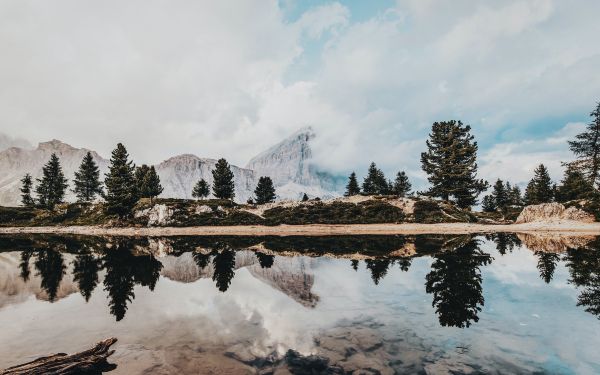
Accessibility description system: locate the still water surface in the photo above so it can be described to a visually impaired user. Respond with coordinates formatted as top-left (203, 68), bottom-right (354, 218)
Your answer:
top-left (0, 234), bottom-right (599, 374)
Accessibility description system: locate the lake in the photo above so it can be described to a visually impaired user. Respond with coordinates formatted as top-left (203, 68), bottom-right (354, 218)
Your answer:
top-left (0, 233), bottom-right (599, 374)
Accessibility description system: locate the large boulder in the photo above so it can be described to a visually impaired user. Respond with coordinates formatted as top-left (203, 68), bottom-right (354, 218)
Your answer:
top-left (515, 203), bottom-right (595, 224)
top-left (135, 204), bottom-right (175, 226)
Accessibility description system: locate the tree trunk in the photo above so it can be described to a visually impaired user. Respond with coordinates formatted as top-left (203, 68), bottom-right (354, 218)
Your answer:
top-left (2, 337), bottom-right (117, 375)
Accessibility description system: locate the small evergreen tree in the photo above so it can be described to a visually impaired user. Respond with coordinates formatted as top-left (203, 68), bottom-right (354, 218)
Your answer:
top-left (362, 162), bottom-right (388, 195)
top-left (212, 158), bottom-right (235, 200)
top-left (421, 120), bottom-right (488, 208)
top-left (192, 179), bottom-right (210, 200)
top-left (104, 143), bottom-right (138, 217)
top-left (524, 164), bottom-right (554, 205)
top-left (345, 172), bottom-right (361, 196)
top-left (73, 152), bottom-right (103, 203)
top-left (510, 185), bottom-right (523, 206)
top-left (556, 164), bottom-right (595, 202)
top-left (254, 176), bottom-right (276, 204)
top-left (481, 195), bottom-right (496, 212)
top-left (134, 164), bottom-right (150, 197)
top-left (20, 174), bottom-right (35, 207)
top-left (492, 179), bottom-right (509, 211)
top-left (145, 166), bottom-right (163, 203)
top-left (302, 193), bottom-right (309, 201)
top-left (35, 153), bottom-right (68, 209)
top-left (568, 102), bottom-right (600, 186)
top-left (392, 171), bottom-right (412, 197)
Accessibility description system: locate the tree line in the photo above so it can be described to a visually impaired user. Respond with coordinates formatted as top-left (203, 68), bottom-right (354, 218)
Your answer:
top-left (20, 143), bottom-right (277, 218)
top-left (344, 102), bottom-right (600, 211)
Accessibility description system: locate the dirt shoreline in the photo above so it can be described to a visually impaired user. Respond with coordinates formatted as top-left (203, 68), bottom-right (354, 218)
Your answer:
top-left (1, 221), bottom-right (599, 236)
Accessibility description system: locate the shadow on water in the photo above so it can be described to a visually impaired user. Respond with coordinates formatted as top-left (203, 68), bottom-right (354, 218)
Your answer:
top-left (2, 233), bottom-right (600, 326)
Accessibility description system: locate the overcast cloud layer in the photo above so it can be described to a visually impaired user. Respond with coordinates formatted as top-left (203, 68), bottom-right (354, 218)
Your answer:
top-left (1, 0), bottom-right (599, 188)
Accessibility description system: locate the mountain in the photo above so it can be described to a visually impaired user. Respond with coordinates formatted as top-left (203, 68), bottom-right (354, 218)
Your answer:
top-left (0, 140), bottom-right (108, 206)
top-left (155, 154), bottom-right (256, 203)
top-left (246, 127), bottom-right (342, 200)
top-left (0, 128), bottom-right (339, 206)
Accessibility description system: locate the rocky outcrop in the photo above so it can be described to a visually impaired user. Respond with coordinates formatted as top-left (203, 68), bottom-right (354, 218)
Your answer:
top-left (515, 203), bottom-right (595, 224)
top-left (135, 204), bottom-right (175, 226)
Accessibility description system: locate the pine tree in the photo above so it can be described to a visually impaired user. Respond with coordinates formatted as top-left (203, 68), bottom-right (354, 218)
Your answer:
top-left (20, 174), bottom-right (35, 207)
top-left (481, 195), bottom-right (496, 212)
top-left (212, 158), bottom-right (235, 200)
top-left (73, 152), bottom-right (103, 203)
top-left (524, 164), bottom-right (554, 205)
top-left (492, 179), bottom-right (508, 211)
top-left (556, 164), bottom-right (595, 202)
top-left (134, 164), bottom-right (150, 197)
top-left (362, 162), bottom-right (388, 195)
top-left (568, 102), bottom-right (600, 186)
top-left (392, 171), bottom-right (412, 197)
top-left (35, 153), bottom-right (68, 209)
top-left (254, 176), bottom-right (276, 204)
top-left (302, 193), bottom-right (309, 201)
top-left (144, 166), bottom-right (163, 204)
top-left (420, 120), bottom-right (488, 208)
top-left (510, 185), bottom-right (523, 206)
top-left (345, 172), bottom-right (361, 196)
top-left (104, 143), bottom-right (138, 217)
top-left (192, 179), bottom-right (210, 199)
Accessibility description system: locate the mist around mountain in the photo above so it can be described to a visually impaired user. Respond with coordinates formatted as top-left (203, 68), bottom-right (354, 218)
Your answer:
top-left (0, 128), bottom-right (341, 206)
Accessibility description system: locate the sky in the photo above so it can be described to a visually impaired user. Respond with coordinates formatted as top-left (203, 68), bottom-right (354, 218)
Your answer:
top-left (0, 0), bottom-right (599, 188)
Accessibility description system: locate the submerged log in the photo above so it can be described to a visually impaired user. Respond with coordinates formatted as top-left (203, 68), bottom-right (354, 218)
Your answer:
top-left (1, 337), bottom-right (117, 375)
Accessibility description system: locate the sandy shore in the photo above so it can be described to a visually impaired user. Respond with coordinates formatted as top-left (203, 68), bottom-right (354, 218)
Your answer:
top-left (0, 221), bottom-right (599, 236)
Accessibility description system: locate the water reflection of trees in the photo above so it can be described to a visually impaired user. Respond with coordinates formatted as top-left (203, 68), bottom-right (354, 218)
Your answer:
top-left (535, 252), bottom-right (560, 284)
top-left (72, 252), bottom-right (101, 301)
top-left (485, 233), bottom-right (521, 255)
top-left (425, 237), bottom-right (492, 328)
top-left (564, 240), bottom-right (600, 319)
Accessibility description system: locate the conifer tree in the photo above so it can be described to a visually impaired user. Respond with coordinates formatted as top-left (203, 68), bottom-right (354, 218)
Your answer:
top-left (362, 162), bottom-right (388, 195)
top-left (254, 176), bottom-right (276, 204)
top-left (73, 152), bottom-right (103, 203)
top-left (510, 185), bottom-right (523, 206)
top-left (420, 120), bottom-right (488, 208)
top-left (35, 153), bottom-right (68, 209)
top-left (392, 171), bottom-right (412, 197)
top-left (524, 164), bottom-right (554, 205)
top-left (556, 164), bottom-right (595, 202)
top-left (492, 179), bottom-right (509, 211)
top-left (345, 172), bottom-right (361, 196)
top-left (481, 195), bottom-right (496, 213)
top-left (134, 164), bottom-right (150, 197)
top-left (568, 102), bottom-right (600, 186)
top-left (212, 158), bottom-right (235, 200)
top-left (302, 193), bottom-right (309, 201)
top-left (192, 179), bottom-right (210, 199)
top-left (20, 174), bottom-right (35, 207)
top-left (104, 143), bottom-right (138, 217)
top-left (144, 166), bottom-right (163, 204)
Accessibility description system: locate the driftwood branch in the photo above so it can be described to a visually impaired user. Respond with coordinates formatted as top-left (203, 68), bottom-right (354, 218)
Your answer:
top-left (2, 337), bottom-right (118, 375)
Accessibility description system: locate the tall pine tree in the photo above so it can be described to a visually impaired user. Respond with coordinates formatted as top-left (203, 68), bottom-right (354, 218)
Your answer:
top-left (254, 176), bottom-right (276, 204)
top-left (73, 152), bottom-right (103, 203)
top-left (212, 158), bottom-right (235, 200)
top-left (344, 172), bottom-right (361, 196)
top-left (134, 164), bottom-right (150, 197)
top-left (491, 179), bottom-right (509, 211)
top-left (524, 164), bottom-right (554, 205)
top-left (104, 143), bottom-right (138, 217)
top-left (568, 102), bottom-right (600, 186)
top-left (20, 174), bottom-right (35, 207)
top-left (392, 171), bottom-right (412, 197)
top-left (420, 120), bottom-right (488, 208)
top-left (192, 179), bottom-right (210, 199)
top-left (362, 162), bottom-right (388, 195)
top-left (138, 166), bottom-right (163, 203)
top-left (35, 153), bottom-right (68, 209)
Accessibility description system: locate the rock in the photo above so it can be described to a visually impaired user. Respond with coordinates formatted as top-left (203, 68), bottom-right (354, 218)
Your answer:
top-left (139, 204), bottom-right (175, 226)
top-left (515, 203), bottom-right (595, 224)
top-left (516, 233), bottom-right (594, 253)
top-left (195, 205), bottom-right (212, 214)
